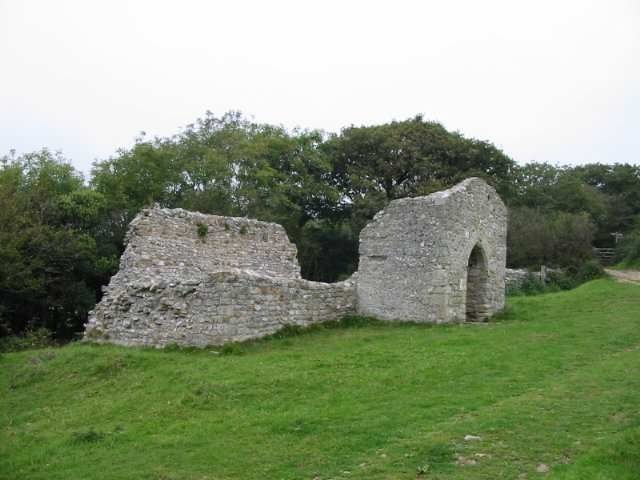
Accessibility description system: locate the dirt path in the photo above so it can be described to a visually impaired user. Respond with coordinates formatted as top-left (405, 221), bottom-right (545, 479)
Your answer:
top-left (605, 269), bottom-right (640, 285)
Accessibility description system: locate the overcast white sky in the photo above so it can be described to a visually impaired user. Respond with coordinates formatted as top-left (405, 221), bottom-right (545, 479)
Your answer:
top-left (1, 0), bottom-right (639, 177)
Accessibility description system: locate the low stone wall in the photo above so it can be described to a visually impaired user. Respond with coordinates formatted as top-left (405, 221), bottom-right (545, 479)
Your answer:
top-left (504, 268), bottom-right (531, 287)
top-left (85, 269), bottom-right (357, 347)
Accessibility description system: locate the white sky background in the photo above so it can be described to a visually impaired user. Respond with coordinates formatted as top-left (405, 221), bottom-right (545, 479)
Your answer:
top-left (1, 0), bottom-right (639, 177)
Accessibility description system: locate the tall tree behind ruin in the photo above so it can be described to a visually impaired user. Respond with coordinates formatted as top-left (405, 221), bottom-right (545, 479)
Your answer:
top-left (0, 150), bottom-right (117, 339)
top-left (90, 111), bottom-right (338, 252)
top-left (324, 115), bottom-right (517, 232)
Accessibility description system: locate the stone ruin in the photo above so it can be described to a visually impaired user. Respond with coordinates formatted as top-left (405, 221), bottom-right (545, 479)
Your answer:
top-left (84, 177), bottom-right (507, 347)
top-left (84, 212), bottom-right (356, 347)
top-left (357, 177), bottom-right (507, 322)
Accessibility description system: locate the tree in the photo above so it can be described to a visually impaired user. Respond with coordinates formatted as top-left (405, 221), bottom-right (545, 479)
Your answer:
top-left (0, 150), bottom-right (117, 339)
top-left (296, 221), bottom-right (359, 282)
top-left (91, 111), bottom-right (339, 253)
top-left (509, 162), bottom-right (639, 248)
top-left (507, 207), bottom-right (596, 269)
top-left (571, 163), bottom-right (640, 246)
top-left (325, 115), bottom-right (517, 231)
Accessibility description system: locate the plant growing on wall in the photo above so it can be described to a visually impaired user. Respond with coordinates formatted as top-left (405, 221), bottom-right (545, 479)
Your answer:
top-left (196, 223), bottom-right (209, 237)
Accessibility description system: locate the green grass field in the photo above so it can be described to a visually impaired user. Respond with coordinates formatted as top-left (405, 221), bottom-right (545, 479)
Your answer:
top-left (1, 278), bottom-right (639, 479)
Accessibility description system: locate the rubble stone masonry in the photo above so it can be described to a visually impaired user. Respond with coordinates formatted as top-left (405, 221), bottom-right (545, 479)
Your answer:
top-left (84, 178), bottom-right (507, 347)
top-left (84, 209), bottom-right (356, 347)
top-left (357, 178), bottom-right (507, 323)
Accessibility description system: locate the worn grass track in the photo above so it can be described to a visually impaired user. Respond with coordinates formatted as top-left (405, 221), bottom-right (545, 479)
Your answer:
top-left (1, 278), bottom-right (639, 479)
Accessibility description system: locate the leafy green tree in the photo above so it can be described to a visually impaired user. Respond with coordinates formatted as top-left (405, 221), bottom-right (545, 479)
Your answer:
top-left (90, 111), bottom-right (339, 261)
top-left (325, 115), bottom-right (516, 231)
top-left (510, 162), bottom-right (633, 248)
top-left (296, 221), bottom-right (359, 282)
top-left (90, 136), bottom-right (188, 249)
top-left (0, 150), bottom-right (116, 339)
top-left (511, 162), bottom-right (563, 210)
top-left (571, 163), bottom-right (640, 246)
top-left (507, 207), bottom-right (596, 269)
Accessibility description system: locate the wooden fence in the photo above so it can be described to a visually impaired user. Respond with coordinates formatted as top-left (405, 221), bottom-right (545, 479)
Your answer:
top-left (594, 248), bottom-right (617, 265)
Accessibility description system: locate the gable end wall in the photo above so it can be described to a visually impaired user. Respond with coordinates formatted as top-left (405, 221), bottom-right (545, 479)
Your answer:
top-left (357, 178), bottom-right (507, 323)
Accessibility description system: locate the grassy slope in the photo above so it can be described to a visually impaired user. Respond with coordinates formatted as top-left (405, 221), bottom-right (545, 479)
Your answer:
top-left (1, 278), bottom-right (639, 480)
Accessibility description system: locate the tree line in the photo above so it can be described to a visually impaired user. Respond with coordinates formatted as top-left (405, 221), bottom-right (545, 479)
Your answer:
top-left (2, 111), bottom-right (639, 340)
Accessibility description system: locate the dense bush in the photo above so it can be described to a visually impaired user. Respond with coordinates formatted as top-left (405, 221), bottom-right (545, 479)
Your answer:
top-left (0, 150), bottom-right (118, 340)
top-left (506, 261), bottom-right (605, 297)
top-left (570, 260), bottom-right (607, 283)
top-left (507, 207), bottom-right (596, 269)
top-left (615, 230), bottom-right (640, 268)
top-left (0, 328), bottom-right (57, 353)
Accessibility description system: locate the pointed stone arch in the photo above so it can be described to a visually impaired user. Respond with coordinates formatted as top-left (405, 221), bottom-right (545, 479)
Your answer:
top-left (466, 241), bottom-right (491, 321)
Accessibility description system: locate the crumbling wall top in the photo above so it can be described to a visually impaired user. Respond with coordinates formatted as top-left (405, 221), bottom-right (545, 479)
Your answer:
top-left (111, 208), bottom-right (301, 288)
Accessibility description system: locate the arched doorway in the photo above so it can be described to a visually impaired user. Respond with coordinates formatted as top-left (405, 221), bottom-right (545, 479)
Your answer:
top-left (466, 243), bottom-right (490, 321)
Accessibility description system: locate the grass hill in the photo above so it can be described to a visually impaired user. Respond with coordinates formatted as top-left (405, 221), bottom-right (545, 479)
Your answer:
top-left (1, 278), bottom-right (639, 479)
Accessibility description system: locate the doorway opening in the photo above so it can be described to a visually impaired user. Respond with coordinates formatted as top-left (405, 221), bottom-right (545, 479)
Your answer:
top-left (466, 243), bottom-right (490, 321)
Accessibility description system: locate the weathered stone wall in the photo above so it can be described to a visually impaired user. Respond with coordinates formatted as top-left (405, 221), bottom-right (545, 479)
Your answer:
top-left (85, 178), bottom-right (509, 347)
top-left (85, 269), bottom-right (356, 347)
top-left (84, 208), bottom-right (356, 347)
top-left (505, 268), bottom-right (530, 287)
top-left (357, 177), bottom-right (507, 323)
top-left (117, 208), bottom-right (300, 283)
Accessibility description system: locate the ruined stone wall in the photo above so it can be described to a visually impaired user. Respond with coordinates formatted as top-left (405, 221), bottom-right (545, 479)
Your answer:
top-left (85, 178), bottom-right (509, 347)
top-left (116, 208), bottom-right (300, 283)
top-left (505, 268), bottom-right (531, 287)
top-left (84, 208), bottom-right (356, 347)
top-left (357, 178), bottom-right (507, 323)
top-left (85, 269), bottom-right (356, 347)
